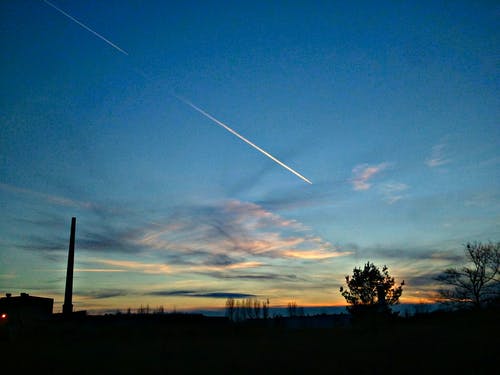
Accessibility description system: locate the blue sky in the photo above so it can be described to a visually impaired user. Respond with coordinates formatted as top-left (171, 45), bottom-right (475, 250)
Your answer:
top-left (1, 0), bottom-right (499, 313)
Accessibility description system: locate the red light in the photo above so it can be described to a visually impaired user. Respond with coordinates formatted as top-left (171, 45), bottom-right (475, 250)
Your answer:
top-left (0, 313), bottom-right (6, 319)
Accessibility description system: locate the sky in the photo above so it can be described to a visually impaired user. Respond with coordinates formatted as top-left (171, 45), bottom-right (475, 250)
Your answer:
top-left (0, 0), bottom-right (499, 314)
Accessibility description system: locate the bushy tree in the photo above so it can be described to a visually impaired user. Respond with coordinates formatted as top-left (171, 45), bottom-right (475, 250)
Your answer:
top-left (340, 262), bottom-right (404, 315)
top-left (436, 242), bottom-right (499, 309)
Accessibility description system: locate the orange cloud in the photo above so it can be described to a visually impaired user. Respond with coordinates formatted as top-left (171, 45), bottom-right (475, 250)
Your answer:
top-left (92, 258), bottom-right (171, 274)
top-left (282, 250), bottom-right (352, 260)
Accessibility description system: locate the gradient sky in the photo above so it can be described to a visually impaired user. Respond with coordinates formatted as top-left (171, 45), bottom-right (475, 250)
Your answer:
top-left (1, 0), bottom-right (499, 313)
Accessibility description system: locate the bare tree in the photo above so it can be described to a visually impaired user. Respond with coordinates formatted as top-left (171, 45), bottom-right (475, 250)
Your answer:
top-left (241, 298), bottom-right (253, 320)
top-left (287, 301), bottom-right (304, 317)
top-left (253, 299), bottom-right (262, 319)
top-left (234, 300), bottom-right (245, 321)
top-left (225, 298), bottom-right (235, 320)
top-left (225, 298), bottom-right (270, 321)
top-left (436, 242), bottom-right (499, 308)
top-left (262, 299), bottom-right (270, 319)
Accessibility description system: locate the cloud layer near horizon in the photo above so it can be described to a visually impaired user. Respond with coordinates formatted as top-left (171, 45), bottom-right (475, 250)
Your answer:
top-left (18, 199), bottom-right (351, 278)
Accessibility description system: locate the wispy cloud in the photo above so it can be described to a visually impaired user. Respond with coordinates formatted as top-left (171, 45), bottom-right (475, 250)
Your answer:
top-left (148, 290), bottom-right (256, 299)
top-left (355, 243), bottom-right (464, 263)
top-left (133, 200), bottom-right (350, 264)
top-left (426, 144), bottom-right (451, 168)
top-left (379, 182), bottom-right (409, 204)
top-left (16, 198), bottom-right (352, 287)
top-left (210, 272), bottom-right (300, 281)
top-left (200, 261), bottom-right (263, 271)
top-left (91, 258), bottom-right (171, 274)
top-left (351, 163), bottom-right (390, 191)
top-left (79, 289), bottom-right (130, 299)
top-left (0, 182), bottom-right (94, 209)
top-left (75, 268), bottom-right (126, 273)
top-left (282, 249), bottom-right (351, 259)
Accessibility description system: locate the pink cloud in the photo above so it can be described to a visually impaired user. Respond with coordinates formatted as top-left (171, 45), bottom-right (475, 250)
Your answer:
top-left (351, 163), bottom-right (390, 191)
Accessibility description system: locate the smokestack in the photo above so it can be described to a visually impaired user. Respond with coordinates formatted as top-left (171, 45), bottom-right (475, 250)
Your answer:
top-left (63, 217), bottom-right (76, 315)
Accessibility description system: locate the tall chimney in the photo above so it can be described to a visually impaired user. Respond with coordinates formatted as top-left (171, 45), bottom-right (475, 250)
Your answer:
top-left (63, 217), bottom-right (76, 315)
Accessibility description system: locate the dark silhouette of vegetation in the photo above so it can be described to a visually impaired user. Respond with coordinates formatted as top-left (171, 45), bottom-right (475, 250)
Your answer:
top-left (287, 301), bottom-right (304, 317)
top-left (2, 308), bottom-right (498, 374)
top-left (436, 241), bottom-right (499, 309)
top-left (225, 298), bottom-right (270, 321)
top-left (137, 304), bottom-right (150, 314)
top-left (262, 298), bottom-right (270, 319)
top-left (340, 262), bottom-right (404, 316)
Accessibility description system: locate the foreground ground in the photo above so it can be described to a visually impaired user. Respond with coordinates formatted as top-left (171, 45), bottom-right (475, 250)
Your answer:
top-left (1, 309), bottom-right (498, 374)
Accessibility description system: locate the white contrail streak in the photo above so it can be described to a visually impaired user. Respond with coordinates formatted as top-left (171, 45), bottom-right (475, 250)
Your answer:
top-left (43, 0), bottom-right (129, 56)
top-left (175, 96), bottom-right (312, 184)
top-left (42, 1), bottom-right (311, 185)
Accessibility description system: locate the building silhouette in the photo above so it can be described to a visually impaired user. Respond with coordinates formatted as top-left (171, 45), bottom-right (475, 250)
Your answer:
top-left (0, 293), bottom-right (53, 325)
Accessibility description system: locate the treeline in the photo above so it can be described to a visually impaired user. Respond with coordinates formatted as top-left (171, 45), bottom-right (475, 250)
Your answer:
top-left (225, 298), bottom-right (270, 321)
top-left (115, 305), bottom-right (169, 315)
top-left (224, 299), bottom-right (307, 321)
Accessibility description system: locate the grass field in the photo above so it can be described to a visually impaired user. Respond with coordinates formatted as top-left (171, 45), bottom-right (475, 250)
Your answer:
top-left (1, 309), bottom-right (498, 374)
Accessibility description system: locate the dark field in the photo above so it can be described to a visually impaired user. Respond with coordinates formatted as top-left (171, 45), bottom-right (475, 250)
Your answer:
top-left (1, 310), bottom-right (498, 374)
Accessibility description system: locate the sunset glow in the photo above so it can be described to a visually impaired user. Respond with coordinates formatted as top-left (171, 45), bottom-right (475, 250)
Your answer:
top-left (0, 1), bottom-right (498, 315)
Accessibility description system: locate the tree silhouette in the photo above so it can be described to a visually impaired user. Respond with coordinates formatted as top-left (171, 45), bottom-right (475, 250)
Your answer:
top-left (225, 298), bottom-right (270, 321)
top-left (287, 301), bottom-right (304, 317)
top-left (340, 262), bottom-right (404, 315)
top-left (225, 298), bottom-right (235, 320)
top-left (436, 241), bottom-right (499, 309)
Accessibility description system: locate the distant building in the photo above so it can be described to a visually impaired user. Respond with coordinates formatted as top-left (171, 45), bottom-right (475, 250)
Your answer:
top-left (0, 293), bottom-right (53, 325)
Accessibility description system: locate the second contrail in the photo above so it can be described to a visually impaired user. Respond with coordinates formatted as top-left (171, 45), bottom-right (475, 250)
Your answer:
top-left (175, 96), bottom-right (312, 184)
top-left (43, 0), bottom-right (129, 56)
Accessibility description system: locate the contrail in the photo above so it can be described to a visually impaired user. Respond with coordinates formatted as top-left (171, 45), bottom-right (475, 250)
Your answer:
top-left (42, 1), bottom-right (311, 184)
top-left (43, 0), bottom-right (129, 56)
top-left (174, 95), bottom-right (312, 184)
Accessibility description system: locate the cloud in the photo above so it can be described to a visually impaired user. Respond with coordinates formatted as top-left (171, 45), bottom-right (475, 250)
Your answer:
top-left (15, 198), bottom-right (350, 288)
top-left (204, 272), bottom-right (300, 282)
top-left (351, 163), bottom-right (390, 191)
top-left (282, 249), bottom-right (352, 260)
top-left (379, 182), bottom-right (409, 204)
top-left (404, 273), bottom-right (442, 288)
top-left (18, 236), bottom-right (66, 252)
top-left (19, 198), bottom-right (341, 264)
top-left (19, 224), bottom-right (146, 255)
top-left (133, 199), bottom-right (346, 264)
top-left (148, 290), bottom-right (256, 299)
top-left (0, 182), bottom-right (95, 210)
top-left (79, 289), bottom-right (129, 299)
top-left (77, 224), bottom-right (148, 253)
top-left (74, 268), bottom-right (126, 273)
top-left (426, 144), bottom-right (451, 168)
top-left (90, 258), bottom-right (171, 274)
top-left (355, 243), bottom-right (464, 263)
top-left (170, 261), bottom-right (264, 275)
